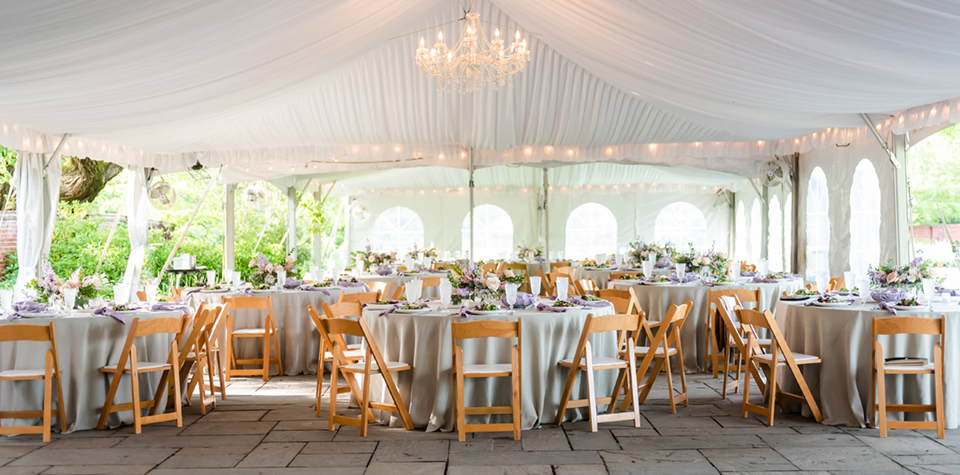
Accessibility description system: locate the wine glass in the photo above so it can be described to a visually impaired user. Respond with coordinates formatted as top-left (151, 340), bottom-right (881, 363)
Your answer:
top-left (529, 276), bottom-right (541, 298)
top-left (556, 277), bottom-right (568, 300)
top-left (505, 283), bottom-right (519, 312)
top-left (675, 263), bottom-right (687, 283)
top-left (439, 281), bottom-right (452, 310)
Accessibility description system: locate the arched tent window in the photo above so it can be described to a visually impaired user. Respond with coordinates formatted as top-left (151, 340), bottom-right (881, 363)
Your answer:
top-left (784, 192), bottom-right (793, 271)
top-left (850, 159), bottom-right (881, 278)
top-left (369, 206), bottom-right (424, 253)
top-left (565, 203), bottom-right (617, 260)
top-left (655, 202), bottom-right (708, 250)
top-left (769, 195), bottom-right (783, 272)
top-left (735, 201), bottom-right (747, 260)
top-left (806, 167), bottom-right (830, 278)
top-left (462, 204), bottom-right (514, 260)
top-left (750, 198), bottom-right (762, 262)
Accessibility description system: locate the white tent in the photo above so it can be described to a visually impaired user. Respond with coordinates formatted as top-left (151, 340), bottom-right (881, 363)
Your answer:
top-left (1, 0), bottom-right (956, 281)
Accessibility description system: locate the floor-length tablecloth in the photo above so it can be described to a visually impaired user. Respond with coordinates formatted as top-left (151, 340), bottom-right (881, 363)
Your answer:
top-left (0, 311), bottom-right (181, 432)
top-left (775, 301), bottom-right (959, 428)
top-left (609, 278), bottom-right (803, 371)
top-left (362, 305), bottom-right (617, 431)
top-left (189, 287), bottom-right (363, 376)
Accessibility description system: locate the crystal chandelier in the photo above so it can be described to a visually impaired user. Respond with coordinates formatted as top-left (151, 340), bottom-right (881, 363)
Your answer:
top-left (415, 9), bottom-right (530, 93)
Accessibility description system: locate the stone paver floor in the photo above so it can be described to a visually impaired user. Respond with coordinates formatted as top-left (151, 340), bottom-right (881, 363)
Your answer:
top-left (1, 372), bottom-right (956, 474)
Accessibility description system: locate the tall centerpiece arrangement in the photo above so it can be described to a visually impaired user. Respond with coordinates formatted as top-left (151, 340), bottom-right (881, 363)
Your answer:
top-left (248, 254), bottom-right (295, 290)
top-left (674, 245), bottom-right (729, 278)
top-left (448, 263), bottom-right (524, 305)
top-left (628, 240), bottom-right (676, 268)
top-left (352, 244), bottom-right (396, 272)
top-left (27, 262), bottom-right (102, 305)
top-left (406, 244), bottom-right (438, 261)
top-left (867, 257), bottom-right (936, 301)
top-left (517, 244), bottom-right (544, 262)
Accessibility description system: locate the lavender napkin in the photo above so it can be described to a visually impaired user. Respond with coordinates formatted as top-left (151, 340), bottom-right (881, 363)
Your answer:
top-left (302, 286), bottom-right (330, 296)
top-left (537, 303), bottom-right (568, 313)
top-left (94, 306), bottom-right (127, 324)
top-left (570, 296), bottom-right (612, 307)
top-left (741, 271), bottom-right (757, 277)
top-left (501, 292), bottom-right (535, 309)
top-left (753, 277), bottom-right (780, 284)
top-left (338, 281), bottom-right (371, 291)
top-left (459, 306), bottom-right (469, 318)
top-left (377, 304), bottom-right (400, 317)
top-left (654, 257), bottom-right (672, 268)
top-left (878, 302), bottom-right (898, 315)
top-left (6, 301), bottom-right (47, 320)
top-left (670, 272), bottom-right (699, 284)
top-left (150, 302), bottom-right (190, 315)
top-left (375, 265), bottom-right (393, 276)
top-left (283, 278), bottom-right (303, 289)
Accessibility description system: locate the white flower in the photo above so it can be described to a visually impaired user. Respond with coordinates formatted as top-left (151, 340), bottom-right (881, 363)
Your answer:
top-left (504, 269), bottom-right (515, 278)
top-left (484, 276), bottom-right (500, 291)
top-left (367, 256), bottom-right (376, 263)
top-left (286, 256), bottom-right (295, 265)
top-left (886, 271), bottom-right (898, 283)
top-left (249, 259), bottom-right (257, 267)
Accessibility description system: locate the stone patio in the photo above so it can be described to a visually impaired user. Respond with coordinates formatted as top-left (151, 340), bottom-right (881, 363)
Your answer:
top-left (1, 373), bottom-right (956, 474)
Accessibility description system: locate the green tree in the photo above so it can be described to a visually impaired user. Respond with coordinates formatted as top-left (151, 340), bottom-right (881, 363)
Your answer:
top-left (909, 124), bottom-right (960, 225)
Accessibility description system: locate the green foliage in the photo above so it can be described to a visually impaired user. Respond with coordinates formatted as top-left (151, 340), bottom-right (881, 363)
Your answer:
top-left (47, 203), bottom-right (130, 289)
top-left (909, 124), bottom-right (960, 225)
top-left (0, 251), bottom-right (17, 289)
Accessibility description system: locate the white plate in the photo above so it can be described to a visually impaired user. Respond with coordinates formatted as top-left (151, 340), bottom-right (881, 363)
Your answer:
top-left (116, 310), bottom-right (142, 316)
top-left (644, 281), bottom-right (674, 286)
top-left (780, 295), bottom-right (812, 301)
top-left (200, 289), bottom-right (230, 293)
top-left (394, 308), bottom-right (430, 314)
top-left (813, 301), bottom-right (852, 308)
top-left (466, 309), bottom-right (508, 316)
top-left (713, 282), bottom-right (739, 286)
top-left (893, 305), bottom-right (929, 311)
top-left (616, 279), bottom-right (644, 284)
top-left (18, 312), bottom-right (59, 318)
top-left (251, 289), bottom-right (275, 294)
top-left (364, 304), bottom-right (396, 310)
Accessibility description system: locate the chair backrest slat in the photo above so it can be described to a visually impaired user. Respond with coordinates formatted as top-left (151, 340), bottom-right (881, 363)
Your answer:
top-left (873, 316), bottom-right (944, 336)
top-left (587, 313), bottom-right (640, 335)
top-left (596, 289), bottom-right (631, 314)
top-left (452, 319), bottom-right (520, 339)
top-left (323, 302), bottom-right (363, 319)
top-left (0, 323), bottom-right (54, 342)
top-left (135, 316), bottom-right (188, 337)
top-left (322, 317), bottom-right (365, 338)
top-left (338, 291), bottom-right (379, 306)
top-left (419, 277), bottom-right (442, 288)
top-left (223, 295), bottom-right (273, 311)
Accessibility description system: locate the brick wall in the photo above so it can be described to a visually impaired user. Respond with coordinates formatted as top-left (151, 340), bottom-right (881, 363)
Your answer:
top-left (912, 224), bottom-right (960, 243)
top-left (0, 216), bottom-right (14, 256)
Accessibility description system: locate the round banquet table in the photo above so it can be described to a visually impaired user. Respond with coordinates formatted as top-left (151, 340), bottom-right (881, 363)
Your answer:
top-left (188, 286), bottom-right (364, 376)
top-left (575, 267), bottom-right (671, 289)
top-left (775, 300), bottom-right (959, 428)
top-left (358, 272), bottom-right (448, 299)
top-left (0, 310), bottom-right (182, 432)
top-left (609, 278), bottom-right (804, 372)
top-left (362, 303), bottom-right (617, 431)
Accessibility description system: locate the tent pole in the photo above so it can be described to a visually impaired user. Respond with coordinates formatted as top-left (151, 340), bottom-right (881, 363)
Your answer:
top-left (543, 167), bottom-right (549, 269)
top-left (42, 133), bottom-right (71, 171)
top-left (155, 169), bottom-right (219, 285)
top-left (469, 148), bottom-right (475, 263)
top-left (224, 183), bottom-right (236, 273)
top-left (285, 185), bottom-right (297, 255)
top-left (859, 113), bottom-right (901, 169)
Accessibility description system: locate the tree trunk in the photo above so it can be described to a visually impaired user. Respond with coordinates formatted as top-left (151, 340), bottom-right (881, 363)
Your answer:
top-left (59, 157), bottom-right (123, 203)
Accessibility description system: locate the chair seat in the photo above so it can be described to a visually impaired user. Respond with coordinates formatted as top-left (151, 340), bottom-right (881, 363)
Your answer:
top-left (324, 349), bottom-right (365, 360)
top-left (0, 368), bottom-right (46, 379)
top-left (730, 335), bottom-right (772, 347)
top-left (100, 361), bottom-right (172, 373)
top-left (341, 361), bottom-right (409, 373)
top-left (232, 328), bottom-right (267, 336)
top-left (633, 346), bottom-right (677, 357)
top-left (559, 355), bottom-right (627, 369)
top-left (753, 352), bottom-right (820, 365)
top-left (884, 362), bottom-right (935, 372)
top-left (462, 363), bottom-right (512, 375)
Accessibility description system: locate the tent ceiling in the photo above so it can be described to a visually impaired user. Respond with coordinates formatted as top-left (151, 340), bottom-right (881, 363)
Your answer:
top-left (1, 0), bottom-right (959, 175)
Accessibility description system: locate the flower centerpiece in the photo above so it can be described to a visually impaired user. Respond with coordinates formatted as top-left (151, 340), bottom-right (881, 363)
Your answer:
top-left (405, 244), bottom-right (438, 261)
top-left (627, 240), bottom-right (676, 267)
top-left (448, 263), bottom-right (524, 305)
top-left (517, 244), bottom-right (544, 262)
top-left (352, 244), bottom-right (395, 272)
top-left (27, 262), bottom-right (103, 305)
top-left (867, 257), bottom-right (937, 302)
top-left (682, 246), bottom-right (729, 277)
top-left (248, 254), bottom-right (295, 290)
top-left (60, 267), bottom-right (102, 308)
top-left (27, 262), bottom-right (63, 304)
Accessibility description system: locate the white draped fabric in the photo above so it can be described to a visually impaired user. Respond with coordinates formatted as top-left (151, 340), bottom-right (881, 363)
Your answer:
top-left (1, 1), bottom-right (959, 175)
top-left (13, 152), bottom-right (60, 287)
top-left (121, 167), bottom-right (150, 298)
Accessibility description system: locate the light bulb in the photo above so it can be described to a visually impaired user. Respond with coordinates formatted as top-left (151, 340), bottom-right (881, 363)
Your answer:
top-left (438, 31), bottom-right (443, 41)
top-left (516, 31), bottom-right (520, 41)
top-left (495, 28), bottom-right (500, 37)
top-left (467, 26), bottom-right (472, 34)
top-left (420, 37), bottom-right (424, 46)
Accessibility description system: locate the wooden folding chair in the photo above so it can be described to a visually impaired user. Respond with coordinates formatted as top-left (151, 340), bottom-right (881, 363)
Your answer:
top-left (737, 308), bottom-right (822, 426)
top-left (554, 266), bottom-right (576, 276)
top-left (136, 290), bottom-right (147, 301)
top-left (315, 302), bottom-right (365, 410)
top-left (610, 272), bottom-right (640, 281)
top-left (452, 319), bottom-right (522, 441)
top-left (338, 291), bottom-right (380, 305)
top-left (481, 262), bottom-right (499, 273)
top-left (419, 276), bottom-right (442, 291)
top-left (178, 304), bottom-right (229, 414)
top-left (367, 281), bottom-right (390, 301)
top-left (706, 288), bottom-right (761, 378)
top-left (547, 272), bottom-right (576, 297)
top-left (575, 278), bottom-right (599, 296)
top-left (98, 316), bottom-right (187, 434)
top-left (872, 315), bottom-right (945, 438)
top-left (614, 302), bottom-right (692, 414)
top-left (595, 289), bottom-right (632, 314)
top-left (555, 313), bottom-right (642, 432)
top-left (536, 268), bottom-right (555, 296)
top-left (171, 287), bottom-right (185, 302)
top-left (0, 323), bottom-right (66, 442)
top-left (714, 295), bottom-right (768, 399)
top-left (224, 296), bottom-right (283, 381)
top-left (550, 262), bottom-right (573, 271)
top-left (391, 284), bottom-right (405, 300)
top-left (319, 316), bottom-right (414, 436)
top-left (828, 276), bottom-right (844, 292)
top-left (434, 262), bottom-right (456, 271)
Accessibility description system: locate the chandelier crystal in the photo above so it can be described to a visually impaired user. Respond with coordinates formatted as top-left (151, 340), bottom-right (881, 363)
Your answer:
top-left (416, 11), bottom-right (530, 93)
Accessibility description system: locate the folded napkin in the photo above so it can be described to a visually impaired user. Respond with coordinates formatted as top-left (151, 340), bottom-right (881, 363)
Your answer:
top-left (753, 277), bottom-right (780, 284)
top-left (94, 305), bottom-right (127, 324)
top-left (937, 288), bottom-right (959, 297)
top-left (375, 265), bottom-right (393, 276)
top-left (536, 303), bottom-right (568, 313)
top-left (362, 300), bottom-right (401, 308)
top-left (301, 285), bottom-right (330, 296)
top-left (459, 306), bottom-right (469, 318)
top-left (670, 272), bottom-right (699, 284)
top-left (338, 281), bottom-right (371, 291)
top-left (654, 257), bottom-right (672, 268)
top-left (501, 292), bottom-right (535, 309)
top-left (149, 302), bottom-right (190, 315)
top-left (283, 278), bottom-right (303, 289)
top-left (570, 296), bottom-right (612, 307)
top-left (741, 271), bottom-right (757, 277)
top-left (878, 302), bottom-right (898, 315)
top-left (377, 304), bottom-right (400, 317)
top-left (6, 301), bottom-right (47, 320)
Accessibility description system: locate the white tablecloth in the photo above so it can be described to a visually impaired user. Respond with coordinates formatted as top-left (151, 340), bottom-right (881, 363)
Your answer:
top-left (775, 301), bottom-right (959, 428)
top-left (362, 303), bottom-right (617, 431)
top-left (0, 311), bottom-right (181, 432)
top-left (609, 278), bottom-right (803, 371)
top-left (189, 287), bottom-right (363, 376)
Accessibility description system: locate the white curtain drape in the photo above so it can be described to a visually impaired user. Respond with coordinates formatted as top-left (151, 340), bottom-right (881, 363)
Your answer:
top-left (122, 167), bottom-right (150, 298)
top-left (14, 152), bottom-right (60, 288)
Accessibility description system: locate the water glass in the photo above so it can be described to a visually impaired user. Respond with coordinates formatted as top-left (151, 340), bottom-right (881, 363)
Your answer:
top-left (505, 283), bottom-right (519, 308)
top-left (556, 277), bottom-right (568, 300)
top-left (815, 273), bottom-right (828, 294)
top-left (205, 270), bottom-right (216, 285)
top-left (675, 263), bottom-right (687, 282)
top-left (857, 279), bottom-right (871, 301)
top-left (0, 289), bottom-right (11, 312)
top-left (757, 259), bottom-right (769, 277)
top-left (309, 266), bottom-right (319, 281)
top-left (410, 279), bottom-right (423, 301)
top-left (529, 276), bottom-right (541, 297)
top-left (233, 271), bottom-right (242, 285)
top-left (730, 261), bottom-right (741, 279)
top-left (144, 283), bottom-right (158, 304)
top-left (922, 278), bottom-right (937, 305)
top-left (276, 270), bottom-right (287, 289)
top-left (843, 271), bottom-right (856, 288)
top-left (113, 283), bottom-right (131, 305)
top-left (642, 260), bottom-right (653, 278)
top-left (439, 281), bottom-right (452, 309)
top-left (62, 287), bottom-right (78, 311)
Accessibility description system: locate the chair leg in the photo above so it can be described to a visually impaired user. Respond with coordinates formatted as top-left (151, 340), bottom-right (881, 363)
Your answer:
top-left (262, 334), bottom-right (270, 382)
top-left (225, 316), bottom-right (234, 381)
top-left (584, 345), bottom-right (599, 433)
top-left (271, 327), bottom-right (284, 376)
top-left (765, 363), bottom-right (777, 426)
top-left (455, 357), bottom-right (466, 441)
top-left (171, 350), bottom-right (183, 428)
top-left (315, 347), bottom-right (324, 418)
top-left (206, 351), bottom-right (217, 409)
top-left (511, 345), bottom-right (521, 440)
top-left (328, 359), bottom-right (338, 432)
top-left (213, 349), bottom-right (226, 400)
top-left (721, 344), bottom-right (730, 399)
top-left (43, 350), bottom-right (53, 442)
top-left (359, 372), bottom-right (371, 438)
top-left (663, 355), bottom-right (676, 414)
top-left (626, 340), bottom-right (641, 428)
top-left (129, 353), bottom-right (142, 435)
top-left (606, 365), bottom-right (628, 415)
top-left (935, 345), bottom-right (945, 439)
top-left (553, 365), bottom-right (578, 426)
top-left (742, 353), bottom-right (752, 419)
